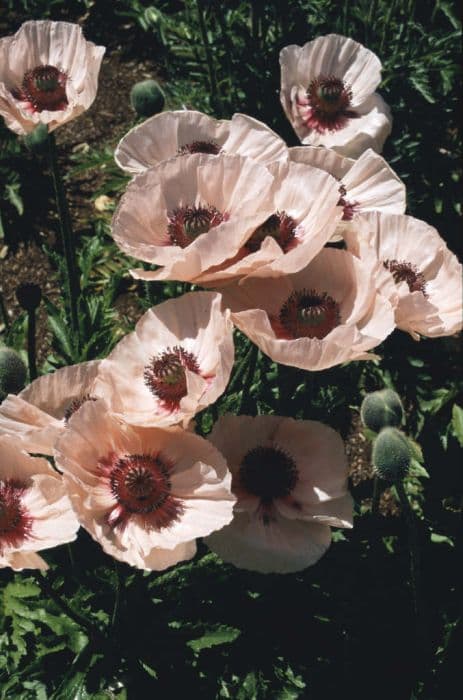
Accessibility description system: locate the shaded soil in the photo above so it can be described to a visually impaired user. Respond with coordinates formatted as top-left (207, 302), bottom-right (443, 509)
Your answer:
top-left (0, 40), bottom-right (159, 359)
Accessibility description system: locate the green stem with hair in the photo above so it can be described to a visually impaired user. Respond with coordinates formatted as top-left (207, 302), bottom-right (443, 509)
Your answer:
top-left (26, 308), bottom-right (37, 381)
top-left (47, 132), bottom-right (81, 351)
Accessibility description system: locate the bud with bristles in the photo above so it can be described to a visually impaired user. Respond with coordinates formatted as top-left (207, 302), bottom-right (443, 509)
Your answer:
top-left (130, 79), bottom-right (165, 118)
top-left (360, 389), bottom-right (404, 433)
top-left (0, 347), bottom-right (27, 401)
top-left (24, 122), bottom-right (49, 154)
top-left (372, 427), bottom-right (411, 481)
top-left (16, 283), bottom-right (42, 312)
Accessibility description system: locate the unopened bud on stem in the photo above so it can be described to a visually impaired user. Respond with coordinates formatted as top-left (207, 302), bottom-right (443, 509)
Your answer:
top-left (361, 388), bottom-right (404, 433)
top-left (130, 79), bottom-right (165, 118)
top-left (372, 427), bottom-right (411, 481)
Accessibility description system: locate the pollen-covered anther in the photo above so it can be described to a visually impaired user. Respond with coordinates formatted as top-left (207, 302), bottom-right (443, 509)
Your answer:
top-left (177, 140), bottom-right (222, 156)
top-left (144, 345), bottom-right (201, 411)
top-left (17, 65), bottom-right (68, 112)
top-left (64, 394), bottom-right (98, 423)
top-left (103, 453), bottom-right (184, 529)
top-left (238, 446), bottom-right (298, 506)
top-left (303, 75), bottom-right (358, 133)
top-left (274, 288), bottom-right (341, 340)
top-left (384, 259), bottom-right (428, 296)
top-left (0, 479), bottom-right (33, 553)
top-left (245, 211), bottom-right (297, 253)
top-left (167, 204), bottom-right (228, 248)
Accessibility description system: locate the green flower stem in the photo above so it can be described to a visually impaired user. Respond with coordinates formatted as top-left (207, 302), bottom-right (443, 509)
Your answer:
top-left (238, 343), bottom-right (259, 415)
top-left (35, 572), bottom-right (106, 643)
top-left (395, 480), bottom-right (420, 617)
top-left (47, 132), bottom-right (81, 350)
top-left (195, 0), bottom-right (221, 113)
top-left (371, 476), bottom-right (381, 517)
top-left (26, 308), bottom-right (37, 381)
top-left (227, 340), bottom-right (252, 395)
top-left (0, 289), bottom-right (9, 330)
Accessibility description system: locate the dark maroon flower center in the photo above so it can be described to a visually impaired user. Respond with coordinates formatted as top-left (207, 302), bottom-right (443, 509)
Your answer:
top-left (167, 204), bottom-right (227, 248)
top-left (383, 259), bottom-right (428, 296)
top-left (101, 453), bottom-right (184, 530)
top-left (177, 140), bottom-right (221, 156)
top-left (16, 65), bottom-right (68, 112)
top-left (274, 288), bottom-right (341, 340)
top-left (64, 394), bottom-right (98, 423)
top-left (304, 75), bottom-right (358, 133)
top-left (239, 446), bottom-right (298, 503)
top-left (245, 211), bottom-right (297, 253)
top-left (144, 345), bottom-right (201, 411)
top-left (337, 183), bottom-right (359, 221)
top-left (0, 479), bottom-right (32, 553)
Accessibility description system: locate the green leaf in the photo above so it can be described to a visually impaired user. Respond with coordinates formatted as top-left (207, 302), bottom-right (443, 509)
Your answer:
top-left (431, 533), bottom-right (454, 547)
top-left (451, 404), bottom-right (463, 447)
top-left (4, 182), bottom-right (24, 216)
top-left (187, 625), bottom-right (240, 653)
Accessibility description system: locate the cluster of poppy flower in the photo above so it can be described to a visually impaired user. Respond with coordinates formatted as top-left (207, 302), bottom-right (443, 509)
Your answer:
top-left (0, 22), bottom-right (461, 575)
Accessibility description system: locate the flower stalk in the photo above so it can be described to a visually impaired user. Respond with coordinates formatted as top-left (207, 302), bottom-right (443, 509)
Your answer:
top-left (47, 132), bottom-right (81, 351)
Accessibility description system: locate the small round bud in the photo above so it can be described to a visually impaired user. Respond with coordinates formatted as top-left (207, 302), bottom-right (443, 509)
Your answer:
top-left (372, 427), bottom-right (411, 481)
top-left (360, 389), bottom-right (404, 433)
top-left (130, 79), bottom-right (165, 118)
top-left (24, 122), bottom-right (49, 154)
top-left (0, 347), bottom-right (27, 401)
top-left (16, 283), bottom-right (42, 312)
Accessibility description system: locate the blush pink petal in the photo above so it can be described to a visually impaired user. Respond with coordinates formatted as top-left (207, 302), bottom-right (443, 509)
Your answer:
top-left (0, 436), bottom-right (79, 570)
top-left (223, 248), bottom-right (395, 370)
top-left (112, 153), bottom-right (275, 282)
top-left (194, 160), bottom-right (342, 285)
top-left (205, 414), bottom-right (351, 573)
top-left (93, 291), bottom-right (234, 426)
top-left (0, 20), bottom-right (104, 135)
top-left (280, 36), bottom-right (391, 157)
top-left (115, 110), bottom-right (289, 174)
top-left (289, 146), bottom-right (406, 239)
top-left (346, 212), bottom-right (463, 338)
top-left (0, 360), bottom-right (102, 455)
top-left (206, 512), bottom-right (332, 574)
top-left (55, 402), bottom-right (235, 570)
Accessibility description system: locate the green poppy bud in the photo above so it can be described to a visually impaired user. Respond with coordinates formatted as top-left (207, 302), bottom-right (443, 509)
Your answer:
top-left (360, 389), bottom-right (404, 433)
top-left (0, 347), bottom-right (27, 401)
top-left (16, 282), bottom-right (42, 312)
top-left (130, 79), bottom-right (165, 118)
top-left (372, 427), bottom-right (411, 481)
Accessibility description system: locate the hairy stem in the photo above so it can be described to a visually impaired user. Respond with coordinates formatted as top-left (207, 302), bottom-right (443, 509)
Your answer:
top-left (47, 132), bottom-right (81, 350)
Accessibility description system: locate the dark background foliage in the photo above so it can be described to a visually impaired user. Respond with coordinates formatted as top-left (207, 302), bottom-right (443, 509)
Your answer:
top-left (0, 2), bottom-right (461, 698)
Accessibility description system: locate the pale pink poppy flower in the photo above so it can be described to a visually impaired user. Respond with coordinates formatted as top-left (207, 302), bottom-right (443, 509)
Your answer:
top-left (195, 159), bottom-right (342, 286)
top-left (205, 415), bottom-right (352, 574)
top-left (55, 401), bottom-right (235, 570)
top-left (0, 20), bottom-right (105, 135)
top-left (223, 247), bottom-right (395, 371)
top-left (280, 34), bottom-right (391, 158)
top-left (115, 110), bottom-right (289, 175)
top-left (289, 146), bottom-right (406, 240)
top-left (345, 212), bottom-right (463, 339)
top-left (0, 435), bottom-right (79, 570)
top-left (0, 361), bottom-right (101, 455)
top-left (93, 292), bottom-right (234, 427)
top-left (111, 153), bottom-right (276, 284)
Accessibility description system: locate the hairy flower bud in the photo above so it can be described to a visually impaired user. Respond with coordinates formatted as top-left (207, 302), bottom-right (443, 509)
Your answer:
top-left (16, 283), bottom-right (42, 312)
top-left (0, 347), bottom-right (27, 401)
top-left (372, 427), bottom-right (411, 481)
top-left (360, 388), bottom-right (404, 433)
top-left (130, 79), bottom-right (165, 118)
